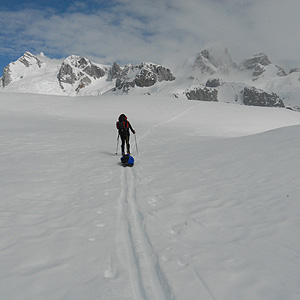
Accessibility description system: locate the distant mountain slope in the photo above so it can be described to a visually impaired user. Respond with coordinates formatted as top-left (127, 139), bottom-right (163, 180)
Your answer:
top-left (1, 46), bottom-right (300, 109)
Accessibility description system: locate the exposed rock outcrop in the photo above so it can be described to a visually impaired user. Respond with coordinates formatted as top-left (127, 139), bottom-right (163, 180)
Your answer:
top-left (109, 62), bottom-right (123, 80)
top-left (206, 78), bottom-right (221, 88)
top-left (243, 87), bottom-right (285, 107)
top-left (0, 48), bottom-right (297, 109)
top-left (114, 62), bottom-right (175, 92)
top-left (1, 66), bottom-right (12, 87)
top-left (19, 51), bottom-right (43, 68)
top-left (289, 68), bottom-right (300, 74)
top-left (185, 86), bottom-right (218, 101)
top-left (1, 51), bottom-right (42, 87)
top-left (192, 46), bottom-right (237, 74)
top-left (240, 53), bottom-right (286, 78)
top-left (57, 55), bottom-right (106, 92)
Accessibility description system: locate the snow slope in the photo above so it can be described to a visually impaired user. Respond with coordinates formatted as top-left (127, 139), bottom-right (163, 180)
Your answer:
top-left (1, 93), bottom-right (300, 300)
top-left (1, 53), bottom-right (64, 95)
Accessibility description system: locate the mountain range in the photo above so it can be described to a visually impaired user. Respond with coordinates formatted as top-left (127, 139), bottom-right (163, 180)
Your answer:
top-left (1, 46), bottom-right (300, 110)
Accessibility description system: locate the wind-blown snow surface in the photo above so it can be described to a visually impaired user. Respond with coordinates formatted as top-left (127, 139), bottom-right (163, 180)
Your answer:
top-left (1, 93), bottom-right (300, 300)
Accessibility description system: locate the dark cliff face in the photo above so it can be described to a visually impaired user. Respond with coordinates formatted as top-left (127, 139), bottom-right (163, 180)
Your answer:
top-left (185, 84), bottom-right (285, 108)
top-left (1, 66), bottom-right (12, 87)
top-left (185, 86), bottom-right (218, 102)
top-left (56, 58), bottom-right (176, 93)
top-left (113, 62), bottom-right (176, 92)
top-left (18, 51), bottom-right (43, 68)
top-left (240, 53), bottom-right (287, 78)
top-left (243, 87), bottom-right (285, 107)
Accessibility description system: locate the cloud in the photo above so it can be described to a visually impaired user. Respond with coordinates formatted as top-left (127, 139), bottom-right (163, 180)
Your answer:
top-left (0, 0), bottom-right (299, 71)
top-left (245, 0), bottom-right (300, 68)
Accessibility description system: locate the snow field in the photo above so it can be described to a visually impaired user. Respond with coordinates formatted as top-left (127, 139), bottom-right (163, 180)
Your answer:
top-left (1, 93), bottom-right (300, 300)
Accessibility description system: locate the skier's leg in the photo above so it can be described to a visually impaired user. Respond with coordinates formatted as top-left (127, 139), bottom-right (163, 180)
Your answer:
top-left (126, 135), bottom-right (130, 154)
top-left (121, 136), bottom-right (125, 155)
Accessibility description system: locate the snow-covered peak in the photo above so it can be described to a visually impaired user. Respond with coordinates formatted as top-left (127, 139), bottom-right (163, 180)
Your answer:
top-left (240, 53), bottom-right (287, 79)
top-left (59, 55), bottom-right (107, 78)
top-left (190, 45), bottom-right (237, 75)
top-left (241, 53), bottom-right (271, 68)
top-left (1, 52), bottom-right (43, 87)
top-left (1, 49), bottom-right (300, 109)
top-left (18, 51), bottom-right (43, 68)
top-left (57, 55), bottom-right (108, 94)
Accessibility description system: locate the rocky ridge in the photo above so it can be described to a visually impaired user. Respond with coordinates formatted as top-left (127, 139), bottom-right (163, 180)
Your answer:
top-left (1, 48), bottom-right (300, 109)
top-left (112, 62), bottom-right (176, 92)
top-left (240, 53), bottom-right (287, 79)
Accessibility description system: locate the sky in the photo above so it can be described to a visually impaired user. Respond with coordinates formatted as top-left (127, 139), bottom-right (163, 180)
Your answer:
top-left (0, 0), bottom-right (300, 76)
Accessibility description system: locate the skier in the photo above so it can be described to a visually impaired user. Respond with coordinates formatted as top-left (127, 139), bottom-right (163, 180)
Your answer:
top-left (116, 114), bottom-right (135, 156)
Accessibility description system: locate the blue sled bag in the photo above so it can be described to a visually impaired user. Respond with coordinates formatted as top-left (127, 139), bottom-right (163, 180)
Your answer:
top-left (121, 155), bottom-right (134, 167)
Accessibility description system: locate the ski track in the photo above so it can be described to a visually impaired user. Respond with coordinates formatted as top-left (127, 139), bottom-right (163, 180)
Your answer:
top-left (116, 104), bottom-right (197, 300)
top-left (117, 166), bottom-right (173, 300)
top-left (137, 104), bottom-right (199, 142)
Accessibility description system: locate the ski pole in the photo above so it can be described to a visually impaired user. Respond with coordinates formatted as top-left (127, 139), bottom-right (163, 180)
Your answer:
top-left (115, 134), bottom-right (119, 155)
top-left (134, 133), bottom-right (138, 155)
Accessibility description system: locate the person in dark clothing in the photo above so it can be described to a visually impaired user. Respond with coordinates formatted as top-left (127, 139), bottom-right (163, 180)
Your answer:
top-left (116, 114), bottom-right (135, 156)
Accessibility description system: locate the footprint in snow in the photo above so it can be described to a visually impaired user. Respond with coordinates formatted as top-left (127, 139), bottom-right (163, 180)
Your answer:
top-left (169, 227), bottom-right (180, 235)
top-left (104, 256), bottom-right (117, 279)
top-left (96, 223), bottom-right (106, 228)
top-left (161, 254), bottom-right (170, 262)
top-left (97, 207), bottom-right (103, 215)
top-left (177, 258), bottom-right (189, 268)
top-left (225, 258), bottom-right (239, 264)
top-left (148, 197), bottom-right (158, 206)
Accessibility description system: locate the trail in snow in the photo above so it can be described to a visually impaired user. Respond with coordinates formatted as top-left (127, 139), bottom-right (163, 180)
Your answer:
top-left (137, 103), bottom-right (199, 142)
top-left (114, 104), bottom-right (196, 300)
top-left (117, 167), bottom-right (173, 300)
top-left (117, 167), bottom-right (147, 299)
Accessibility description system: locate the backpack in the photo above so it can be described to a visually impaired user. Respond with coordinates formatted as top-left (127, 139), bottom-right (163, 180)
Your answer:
top-left (117, 114), bottom-right (129, 132)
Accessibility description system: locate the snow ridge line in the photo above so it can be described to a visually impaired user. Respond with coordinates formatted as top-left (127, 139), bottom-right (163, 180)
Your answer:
top-left (117, 167), bottom-right (173, 300)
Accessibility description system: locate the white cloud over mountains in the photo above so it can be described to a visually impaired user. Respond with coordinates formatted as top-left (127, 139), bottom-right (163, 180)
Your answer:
top-left (0, 0), bottom-right (299, 71)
